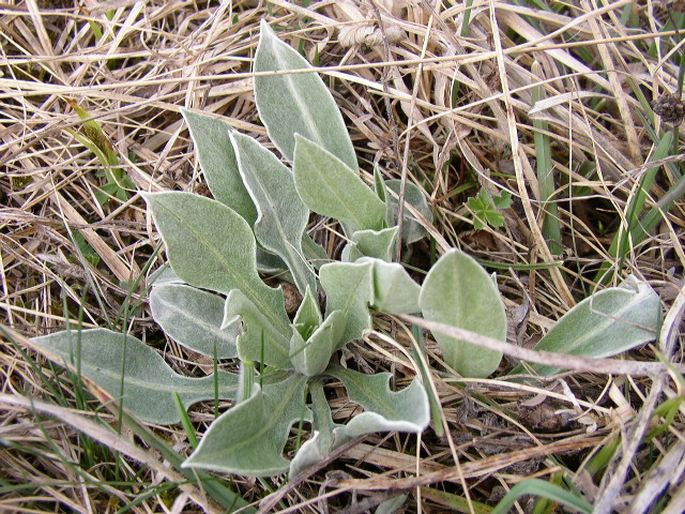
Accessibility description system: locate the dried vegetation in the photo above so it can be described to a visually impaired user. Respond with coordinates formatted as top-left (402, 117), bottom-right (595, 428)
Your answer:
top-left (1, 0), bottom-right (684, 512)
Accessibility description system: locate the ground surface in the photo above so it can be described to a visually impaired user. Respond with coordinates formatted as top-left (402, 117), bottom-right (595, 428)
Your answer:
top-left (1, 1), bottom-right (684, 513)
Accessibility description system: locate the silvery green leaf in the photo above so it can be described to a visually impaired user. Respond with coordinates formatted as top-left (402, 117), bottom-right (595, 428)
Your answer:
top-left (294, 287), bottom-right (322, 339)
top-left (143, 192), bottom-right (291, 339)
top-left (183, 374), bottom-right (309, 476)
top-left (294, 136), bottom-right (385, 234)
top-left (149, 264), bottom-right (183, 288)
top-left (519, 275), bottom-right (661, 376)
top-left (290, 310), bottom-right (344, 377)
top-left (385, 179), bottom-right (433, 244)
top-left (31, 329), bottom-right (239, 425)
top-left (257, 235), bottom-right (327, 274)
top-left (342, 227), bottom-right (398, 262)
top-left (358, 257), bottom-right (421, 314)
top-left (289, 431), bottom-right (330, 479)
top-left (419, 250), bottom-right (505, 378)
top-left (181, 109), bottom-right (257, 225)
top-left (223, 289), bottom-right (292, 369)
top-left (254, 20), bottom-right (356, 169)
top-left (328, 366), bottom-right (430, 436)
top-left (231, 131), bottom-right (316, 294)
top-left (256, 247), bottom-right (286, 274)
top-left (150, 283), bottom-right (238, 358)
top-left (320, 260), bottom-right (374, 346)
top-left (289, 369), bottom-right (429, 478)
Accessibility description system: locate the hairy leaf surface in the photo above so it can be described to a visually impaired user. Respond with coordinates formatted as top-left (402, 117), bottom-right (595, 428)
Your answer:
top-left (290, 367), bottom-right (429, 477)
top-left (294, 136), bottom-right (385, 234)
top-left (290, 311), bottom-right (344, 377)
top-left (419, 250), bottom-right (505, 377)
top-left (31, 329), bottom-right (239, 425)
top-left (231, 132), bottom-right (316, 294)
top-left (181, 109), bottom-right (257, 225)
top-left (342, 227), bottom-right (398, 262)
top-left (184, 374), bottom-right (309, 476)
top-left (150, 283), bottom-right (239, 358)
top-left (254, 20), bottom-right (356, 169)
top-left (359, 257), bottom-right (421, 314)
top-left (320, 260), bottom-right (374, 346)
top-left (385, 180), bottom-right (433, 244)
top-left (223, 289), bottom-right (292, 369)
top-left (143, 192), bottom-right (290, 338)
top-left (522, 275), bottom-right (661, 375)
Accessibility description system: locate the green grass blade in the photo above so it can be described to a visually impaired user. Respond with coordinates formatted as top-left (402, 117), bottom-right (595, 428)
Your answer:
top-left (532, 61), bottom-right (563, 256)
top-left (491, 479), bottom-right (592, 514)
top-left (173, 392), bottom-right (198, 449)
top-left (595, 131), bottom-right (674, 284)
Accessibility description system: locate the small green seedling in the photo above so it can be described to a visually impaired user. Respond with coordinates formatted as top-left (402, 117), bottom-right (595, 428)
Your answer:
top-left (466, 187), bottom-right (512, 230)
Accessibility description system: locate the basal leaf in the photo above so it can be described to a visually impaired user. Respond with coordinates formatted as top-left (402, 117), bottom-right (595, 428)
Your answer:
top-left (358, 257), bottom-right (421, 315)
top-left (319, 260), bottom-right (374, 346)
top-left (289, 369), bottom-right (429, 478)
top-left (328, 366), bottom-right (429, 436)
top-left (294, 136), bottom-right (385, 234)
top-left (342, 227), bottom-right (398, 262)
top-left (223, 289), bottom-right (292, 369)
top-left (143, 192), bottom-right (290, 338)
top-left (231, 131), bottom-right (316, 294)
top-left (520, 275), bottom-right (661, 376)
top-left (290, 310), bottom-right (344, 377)
top-left (149, 264), bottom-right (183, 288)
top-left (181, 109), bottom-right (257, 225)
top-left (419, 250), bottom-right (505, 378)
top-left (150, 283), bottom-right (238, 358)
top-left (31, 329), bottom-right (239, 425)
top-left (385, 180), bottom-right (433, 244)
top-left (254, 20), bottom-right (356, 169)
top-left (183, 374), bottom-right (309, 476)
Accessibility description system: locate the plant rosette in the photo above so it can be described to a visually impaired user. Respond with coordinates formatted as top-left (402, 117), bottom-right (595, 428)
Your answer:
top-left (32, 21), bottom-right (662, 480)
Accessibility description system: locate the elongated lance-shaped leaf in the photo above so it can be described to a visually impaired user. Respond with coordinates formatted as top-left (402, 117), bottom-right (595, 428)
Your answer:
top-left (320, 260), bottom-right (374, 346)
top-left (290, 310), bottom-right (344, 377)
top-left (516, 275), bottom-right (661, 376)
top-left (342, 227), bottom-right (398, 262)
top-left (231, 131), bottom-right (317, 294)
top-left (254, 20), bottom-right (356, 169)
top-left (143, 192), bottom-right (291, 338)
top-left (183, 374), bottom-right (310, 476)
top-left (181, 109), bottom-right (257, 226)
top-left (419, 250), bottom-right (505, 378)
top-left (385, 179), bottom-right (433, 244)
top-left (223, 289), bottom-right (292, 369)
top-left (31, 329), bottom-right (239, 425)
top-left (289, 367), bottom-right (429, 478)
top-left (150, 283), bottom-right (239, 358)
top-left (358, 257), bottom-right (421, 314)
top-left (294, 135), bottom-right (386, 234)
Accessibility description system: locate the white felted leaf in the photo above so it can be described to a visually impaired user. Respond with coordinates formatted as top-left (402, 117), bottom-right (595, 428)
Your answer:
top-left (31, 329), bottom-right (239, 425)
top-left (255, 20), bottom-right (356, 169)
top-left (419, 250), bottom-right (505, 378)
top-left (150, 283), bottom-right (239, 358)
